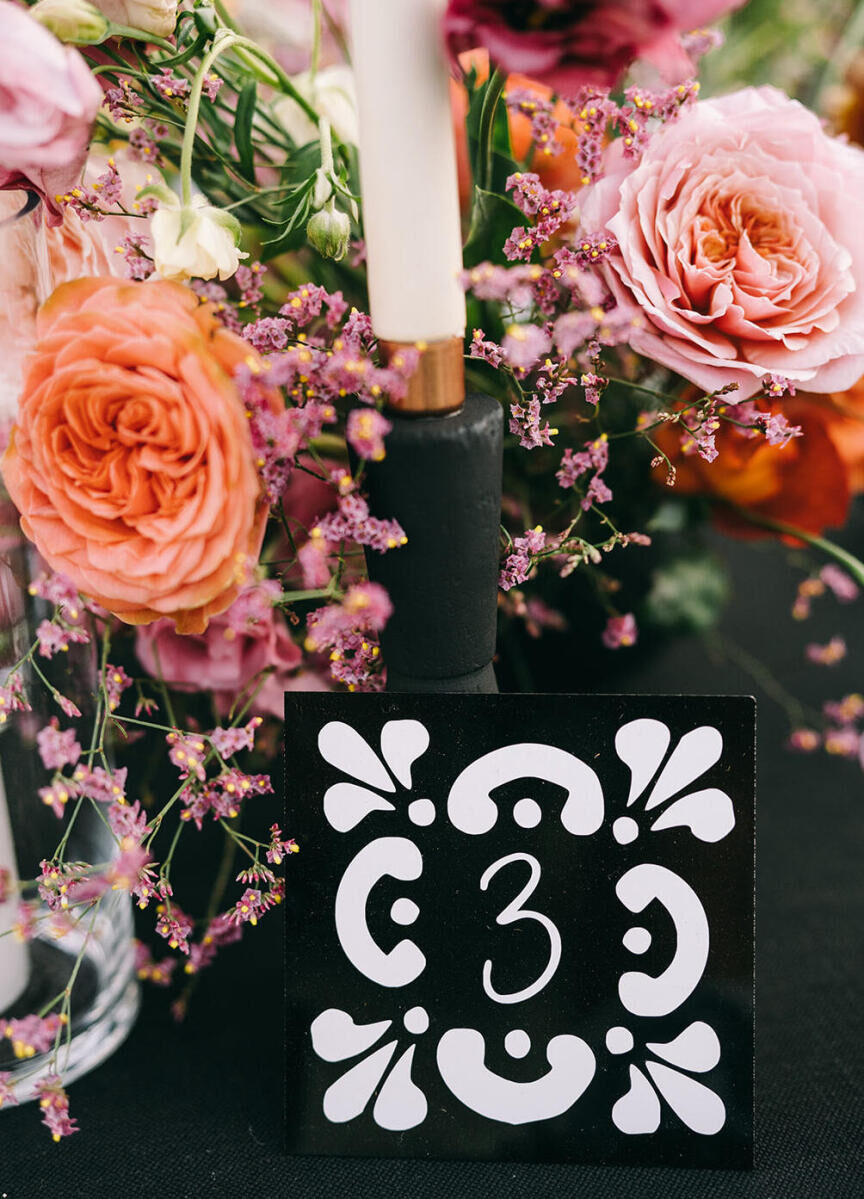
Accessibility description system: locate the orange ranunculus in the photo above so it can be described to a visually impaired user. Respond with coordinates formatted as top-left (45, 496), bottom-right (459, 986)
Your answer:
top-left (1, 277), bottom-right (279, 634)
top-left (655, 398), bottom-right (851, 538)
top-left (806, 378), bottom-right (864, 494)
top-left (451, 50), bottom-right (584, 210)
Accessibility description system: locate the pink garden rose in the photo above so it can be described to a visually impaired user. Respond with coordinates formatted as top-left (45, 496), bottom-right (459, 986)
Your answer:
top-left (135, 582), bottom-right (326, 719)
top-left (442, 0), bottom-right (741, 93)
top-left (0, 1), bottom-right (102, 225)
top-left (578, 87), bottom-right (864, 399)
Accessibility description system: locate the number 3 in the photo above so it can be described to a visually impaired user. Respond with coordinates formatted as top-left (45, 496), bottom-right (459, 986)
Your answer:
top-left (480, 853), bottom-right (562, 1005)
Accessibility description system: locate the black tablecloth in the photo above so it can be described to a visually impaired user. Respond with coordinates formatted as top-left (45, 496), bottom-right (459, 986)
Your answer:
top-left (2, 513), bottom-right (863, 1199)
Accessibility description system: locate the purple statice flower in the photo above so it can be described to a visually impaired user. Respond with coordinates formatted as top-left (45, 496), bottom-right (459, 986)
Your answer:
top-left (762, 374), bottom-right (797, 399)
top-left (244, 316), bottom-right (291, 353)
top-left (602, 613), bottom-right (638, 649)
top-left (38, 779), bottom-right (76, 819)
top-left (228, 886), bottom-right (280, 927)
top-left (462, 262), bottom-right (544, 308)
top-left (104, 80), bottom-right (143, 123)
top-left (202, 73), bottom-right (223, 102)
top-left (108, 799), bottom-right (149, 842)
top-left (166, 732), bottom-right (208, 783)
top-left (824, 694), bottom-right (864, 724)
top-left (824, 727), bottom-right (861, 757)
top-left (572, 231), bottom-right (619, 270)
top-left (787, 728), bottom-right (821, 752)
top-left (306, 583), bottom-right (393, 654)
top-left (346, 408), bottom-right (392, 462)
top-left (54, 692), bottom-right (82, 720)
top-left (509, 396), bottom-right (556, 450)
top-left (266, 823), bottom-right (299, 865)
top-left (150, 69), bottom-right (191, 103)
top-left (681, 28), bottom-right (725, 65)
top-left (313, 479), bottom-right (406, 555)
top-left (4, 1014), bottom-right (63, 1058)
top-left (36, 1074), bottom-right (78, 1142)
top-left (499, 527), bottom-right (547, 592)
top-left (556, 435), bottom-right (610, 508)
top-left (128, 125), bottom-right (160, 163)
top-left (72, 764), bottom-right (127, 805)
top-left (106, 844), bottom-right (153, 893)
top-left (505, 87), bottom-right (561, 156)
top-left (116, 234), bottom-right (154, 280)
top-left (298, 533), bottom-right (333, 588)
top-left (104, 664), bottom-right (133, 712)
top-left (502, 322), bottom-right (552, 372)
top-left (820, 565), bottom-right (859, 602)
top-left (210, 717), bottom-right (263, 759)
top-left (27, 572), bottom-right (81, 614)
top-left (469, 329), bottom-right (504, 368)
top-left (562, 88), bottom-right (615, 185)
top-left (35, 619), bottom-right (89, 660)
top-left (155, 903), bottom-right (194, 955)
top-left (806, 637), bottom-right (847, 665)
top-left (614, 82), bottom-right (699, 160)
top-left (36, 718), bottom-right (81, 772)
top-left (236, 262), bottom-right (265, 307)
top-left (759, 412), bottom-right (802, 448)
top-left (503, 172), bottom-right (576, 262)
top-left (134, 941), bottom-right (178, 987)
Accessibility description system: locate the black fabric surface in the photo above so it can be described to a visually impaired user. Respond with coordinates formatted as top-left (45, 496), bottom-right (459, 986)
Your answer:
top-left (1, 512), bottom-right (863, 1198)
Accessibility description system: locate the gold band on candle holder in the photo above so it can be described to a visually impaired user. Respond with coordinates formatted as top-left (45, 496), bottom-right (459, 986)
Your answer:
top-left (379, 336), bottom-right (465, 415)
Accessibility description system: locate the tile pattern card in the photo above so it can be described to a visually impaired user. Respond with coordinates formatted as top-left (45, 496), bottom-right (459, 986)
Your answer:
top-left (284, 694), bottom-right (755, 1169)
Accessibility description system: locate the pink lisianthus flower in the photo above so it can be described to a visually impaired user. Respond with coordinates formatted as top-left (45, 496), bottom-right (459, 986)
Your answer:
top-left (578, 87), bottom-right (864, 399)
top-left (442, 1), bottom-right (742, 94)
top-left (135, 582), bottom-right (311, 718)
top-left (0, 2), bottom-right (102, 225)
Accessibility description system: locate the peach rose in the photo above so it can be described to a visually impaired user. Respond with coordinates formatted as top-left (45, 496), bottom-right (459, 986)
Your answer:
top-left (2, 277), bottom-right (279, 633)
top-left (579, 87), bottom-right (864, 399)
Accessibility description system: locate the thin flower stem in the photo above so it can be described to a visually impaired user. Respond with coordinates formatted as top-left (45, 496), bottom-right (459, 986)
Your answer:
top-left (311, 0), bottom-right (323, 85)
top-left (717, 504), bottom-right (864, 587)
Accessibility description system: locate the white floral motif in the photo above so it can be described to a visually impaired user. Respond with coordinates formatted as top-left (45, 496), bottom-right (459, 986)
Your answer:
top-left (613, 719), bottom-right (735, 844)
top-left (311, 1006), bottom-right (430, 1130)
top-left (608, 1020), bottom-right (726, 1136)
top-left (318, 719), bottom-right (432, 832)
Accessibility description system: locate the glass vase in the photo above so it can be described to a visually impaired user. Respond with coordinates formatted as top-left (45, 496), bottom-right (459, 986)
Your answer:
top-left (0, 193), bottom-right (139, 1104)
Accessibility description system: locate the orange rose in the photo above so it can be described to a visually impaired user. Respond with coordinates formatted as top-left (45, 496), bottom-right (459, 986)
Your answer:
top-left (655, 398), bottom-right (851, 538)
top-left (451, 50), bottom-right (584, 210)
top-left (2, 277), bottom-right (278, 634)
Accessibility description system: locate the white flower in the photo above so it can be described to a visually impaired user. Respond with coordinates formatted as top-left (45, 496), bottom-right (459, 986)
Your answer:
top-left (150, 194), bottom-right (248, 283)
top-left (307, 205), bottom-right (351, 261)
top-left (274, 64), bottom-right (359, 147)
top-left (90, 0), bottom-right (177, 38)
top-left (31, 0), bottom-right (110, 43)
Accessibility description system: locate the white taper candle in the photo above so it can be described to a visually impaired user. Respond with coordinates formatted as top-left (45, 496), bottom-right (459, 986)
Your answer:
top-left (0, 761), bottom-right (29, 1012)
top-left (349, 0), bottom-right (466, 344)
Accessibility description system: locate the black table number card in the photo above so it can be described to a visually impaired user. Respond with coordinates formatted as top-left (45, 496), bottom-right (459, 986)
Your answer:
top-left (284, 694), bottom-right (755, 1169)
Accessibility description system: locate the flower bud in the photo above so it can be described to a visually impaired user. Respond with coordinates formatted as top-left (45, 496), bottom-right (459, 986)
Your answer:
top-left (31, 0), bottom-right (110, 44)
top-left (312, 167), bottom-right (333, 210)
top-left (307, 205), bottom-right (351, 261)
top-left (150, 193), bottom-right (248, 282)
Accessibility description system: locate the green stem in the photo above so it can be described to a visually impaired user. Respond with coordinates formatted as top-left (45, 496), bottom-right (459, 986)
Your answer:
top-left (477, 68), bottom-right (507, 195)
top-left (311, 0), bottom-right (323, 85)
top-left (718, 504), bottom-right (864, 587)
top-left (180, 31), bottom-right (241, 205)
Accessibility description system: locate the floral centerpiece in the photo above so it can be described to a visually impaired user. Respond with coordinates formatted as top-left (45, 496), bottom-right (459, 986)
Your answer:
top-left (0, 0), bottom-right (863, 1139)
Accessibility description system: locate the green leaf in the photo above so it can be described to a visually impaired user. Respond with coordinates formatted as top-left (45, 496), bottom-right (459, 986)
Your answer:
top-left (462, 186), bottom-right (525, 268)
top-left (234, 80), bottom-right (258, 183)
